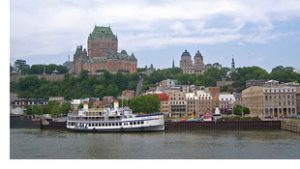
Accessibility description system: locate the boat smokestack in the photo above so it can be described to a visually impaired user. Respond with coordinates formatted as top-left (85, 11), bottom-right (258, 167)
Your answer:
top-left (114, 100), bottom-right (119, 109)
top-left (83, 101), bottom-right (89, 110)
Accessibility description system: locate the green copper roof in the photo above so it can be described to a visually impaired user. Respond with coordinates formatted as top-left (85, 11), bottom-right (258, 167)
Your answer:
top-left (89, 26), bottom-right (117, 40)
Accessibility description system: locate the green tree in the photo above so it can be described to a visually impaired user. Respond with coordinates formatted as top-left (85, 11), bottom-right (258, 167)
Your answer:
top-left (30, 64), bottom-right (45, 74)
top-left (60, 102), bottom-right (71, 115)
top-left (88, 101), bottom-right (93, 108)
top-left (50, 104), bottom-right (61, 117)
top-left (233, 105), bottom-right (250, 116)
top-left (78, 103), bottom-right (83, 109)
top-left (32, 105), bottom-right (43, 116)
top-left (232, 66), bottom-right (270, 92)
top-left (24, 105), bottom-right (33, 115)
top-left (129, 95), bottom-right (160, 113)
top-left (14, 59), bottom-right (30, 75)
top-left (270, 66), bottom-right (300, 83)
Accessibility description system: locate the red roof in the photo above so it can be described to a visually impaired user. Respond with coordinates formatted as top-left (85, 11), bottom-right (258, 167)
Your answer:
top-left (156, 93), bottom-right (169, 101)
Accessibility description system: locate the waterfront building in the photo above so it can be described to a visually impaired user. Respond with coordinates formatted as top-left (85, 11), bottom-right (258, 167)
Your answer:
top-left (180, 50), bottom-right (206, 75)
top-left (242, 80), bottom-right (297, 118)
top-left (206, 87), bottom-right (220, 108)
top-left (219, 94), bottom-right (236, 114)
top-left (72, 26), bottom-right (137, 75)
top-left (297, 87), bottom-right (300, 115)
top-left (168, 91), bottom-right (187, 117)
top-left (186, 90), bottom-right (213, 118)
top-left (156, 93), bottom-right (170, 117)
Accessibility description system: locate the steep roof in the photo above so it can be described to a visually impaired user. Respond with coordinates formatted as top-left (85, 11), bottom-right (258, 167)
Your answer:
top-left (88, 26), bottom-right (117, 40)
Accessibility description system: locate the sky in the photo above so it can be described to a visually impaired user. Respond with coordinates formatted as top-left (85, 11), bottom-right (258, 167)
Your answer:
top-left (10, 0), bottom-right (300, 72)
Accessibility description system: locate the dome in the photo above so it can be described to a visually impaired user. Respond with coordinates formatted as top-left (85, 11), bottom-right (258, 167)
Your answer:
top-left (181, 49), bottom-right (191, 57)
top-left (194, 50), bottom-right (203, 60)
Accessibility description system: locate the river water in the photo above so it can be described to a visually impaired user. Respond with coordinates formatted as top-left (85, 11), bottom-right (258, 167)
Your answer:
top-left (10, 129), bottom-right (300, 159)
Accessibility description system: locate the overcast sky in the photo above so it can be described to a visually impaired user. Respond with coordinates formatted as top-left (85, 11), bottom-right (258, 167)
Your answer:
top-left (10, 0), bottom-right (300, 71)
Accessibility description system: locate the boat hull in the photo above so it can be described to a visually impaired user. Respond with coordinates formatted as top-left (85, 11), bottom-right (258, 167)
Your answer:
top-left (67, 125), bottom-right (164, 132)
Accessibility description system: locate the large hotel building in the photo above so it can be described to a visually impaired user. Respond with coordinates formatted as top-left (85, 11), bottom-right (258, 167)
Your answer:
top-left (72, 26), bottom-right (137, 74)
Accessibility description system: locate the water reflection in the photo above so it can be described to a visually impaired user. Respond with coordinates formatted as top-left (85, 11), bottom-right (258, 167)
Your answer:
top-left (10, 129), bottom-right (300, 159)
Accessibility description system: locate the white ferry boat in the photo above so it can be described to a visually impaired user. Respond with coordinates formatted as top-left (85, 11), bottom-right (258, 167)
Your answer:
top-left (66, 102), bottom-right (165, 132)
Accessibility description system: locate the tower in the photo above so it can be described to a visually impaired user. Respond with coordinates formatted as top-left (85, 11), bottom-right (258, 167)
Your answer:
top-left (194, 50), bottom-right (205, 75)
top-left (172, 59), bottom-right (175, 69)
top-left (87, 26), bottom-right (118, 57)
top-left (231, 58), bottom-right (235, 71)
top-left (180, 50), bottom-right (194, 74)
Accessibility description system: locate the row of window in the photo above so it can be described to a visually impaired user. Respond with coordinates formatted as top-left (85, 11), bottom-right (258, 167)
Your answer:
top-left (170, 97), bottom-right (185, 100)
top-left (68, 121), bottom-right (145, 127)
top-left (265, 95), bottom-right (295, 100)
top-left (170, 101), bottom-right (186, 104)
top-left (68, 117), bottom-right (104, 121)
top-left (264, 88), bottom-right (295, 93)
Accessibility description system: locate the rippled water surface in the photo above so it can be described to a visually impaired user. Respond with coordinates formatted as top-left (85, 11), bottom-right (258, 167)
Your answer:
top-left (10, 129), bottom-right (300, 159)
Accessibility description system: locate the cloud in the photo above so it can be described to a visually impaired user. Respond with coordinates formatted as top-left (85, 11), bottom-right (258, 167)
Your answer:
top-left (11, 0), bottom-right (300, 59)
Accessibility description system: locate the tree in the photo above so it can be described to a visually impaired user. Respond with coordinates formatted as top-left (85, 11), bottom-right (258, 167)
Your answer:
top-left (233, 105), bottom-right (250, 116)
top-left (129, 95), bottom-right (160, 113)
top-left (50, 103), bottom-right (61, 117)
top-left (60, 102), bottom-right (71, 116)
top-left (32, 105), bottom-right (43, 116)
top-left (232, 66), bottom-right (270, 92)
top-left (24, 105), bottom-right (33, 115)
top-left (270, 66), bottom-right (300, 83)
top-left (88, 101), bottom-right (93, 108)
top-left (14, 59), bottom-right (30, 75)
top-left (30, 64), bottom-right (45, 74)
top-left (78, 103), bottom-right (83, 109)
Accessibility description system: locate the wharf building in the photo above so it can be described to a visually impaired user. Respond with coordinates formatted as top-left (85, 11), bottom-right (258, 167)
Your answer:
top-left (165, 88), bottom-right (214, 118)
top-left (180, 50), bottom-right (206, 75)
top-left (72, 26), bottom-right (137, 75)
top-left (242, 80), bottom-right (298, 118)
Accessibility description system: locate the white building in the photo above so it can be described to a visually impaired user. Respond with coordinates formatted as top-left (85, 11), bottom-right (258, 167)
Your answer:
top-left (219, 94), bottom-right (236, 114)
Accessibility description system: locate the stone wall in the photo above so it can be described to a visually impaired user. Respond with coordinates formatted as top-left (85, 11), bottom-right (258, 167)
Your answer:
top-left (281, 119), bottom-right (300, 133)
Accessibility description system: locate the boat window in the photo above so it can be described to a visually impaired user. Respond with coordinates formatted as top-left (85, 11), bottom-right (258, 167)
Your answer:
top-left (141, 121), bottom-right (144, 124)
top-left (119, 123), bottom-right (122, 126)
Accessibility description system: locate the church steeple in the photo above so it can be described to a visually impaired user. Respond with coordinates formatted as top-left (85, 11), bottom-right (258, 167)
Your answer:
top-left (172, 59), bottom-right (175, 69)
top-left (231, 58), bottom-right (235, 70)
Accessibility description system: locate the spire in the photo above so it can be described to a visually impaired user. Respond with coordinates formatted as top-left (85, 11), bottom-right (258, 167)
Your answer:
top-left (231, 57), bottom-right (235, 70)
top-left (172, 59), bottom-right (175, 69)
